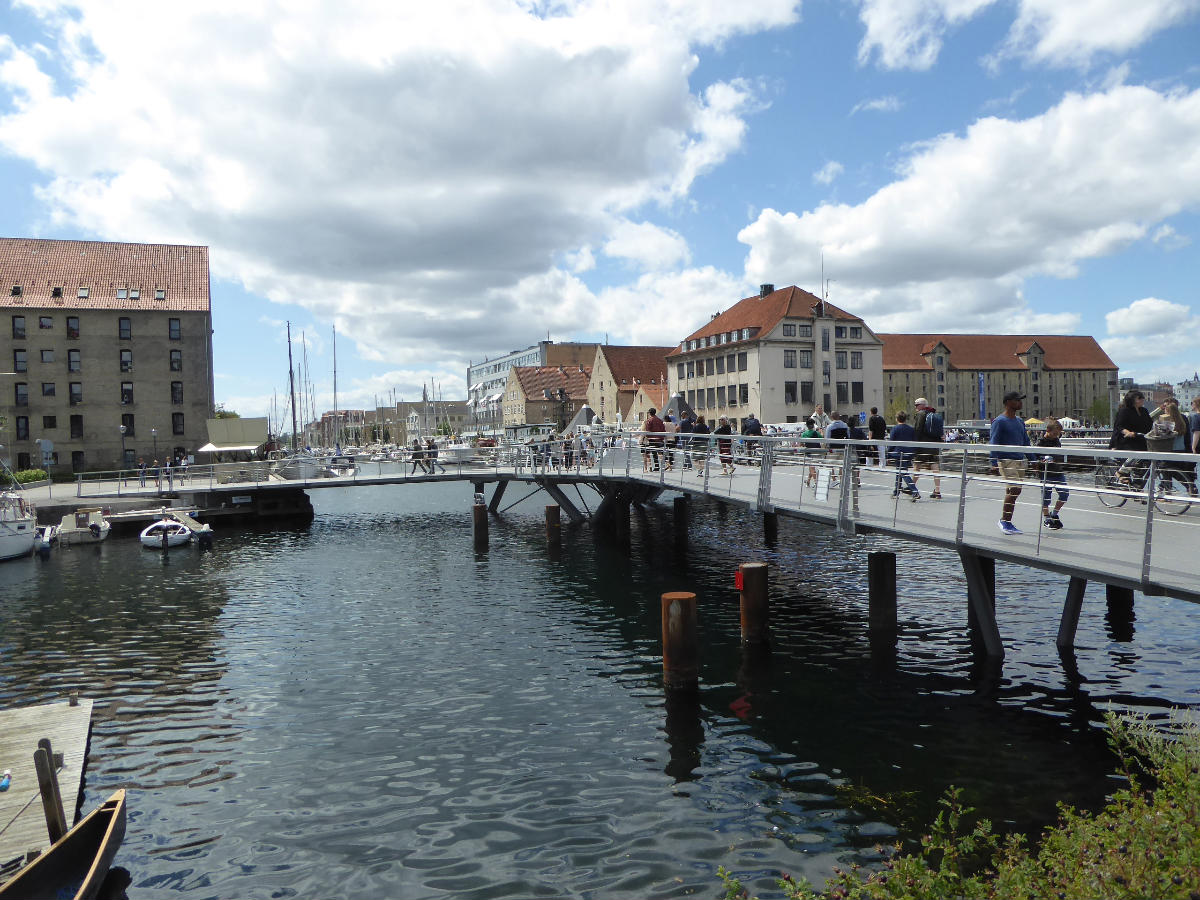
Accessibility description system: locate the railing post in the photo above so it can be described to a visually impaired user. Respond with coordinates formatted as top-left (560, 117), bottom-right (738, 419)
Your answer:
top-left (1141, 459), bottom-right (1156, 586)
top-left (756, 440), bottom-right (775, 513)
top-left (955, 446), bottom-right (971, 544)
top-left (836, 444), bottom-right (852, 532)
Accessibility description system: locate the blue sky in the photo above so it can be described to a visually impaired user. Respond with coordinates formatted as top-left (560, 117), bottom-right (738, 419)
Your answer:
top-left (2, 0), bottom-right (1198, 421)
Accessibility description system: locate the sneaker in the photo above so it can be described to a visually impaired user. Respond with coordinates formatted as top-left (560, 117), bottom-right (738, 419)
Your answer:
top-left (910, 492), bottom-right (921, 502)
top-left (930, 491), bottom-right (942, 499)
top-left (998, 520), bottom-right (1021, 535)
top-left (1050, 514), bottom-right (1064, 529)
top-left (1043, 516), bottom-right (1056, 530)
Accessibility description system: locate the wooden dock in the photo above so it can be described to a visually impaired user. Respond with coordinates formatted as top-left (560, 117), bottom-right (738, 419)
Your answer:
top-left (0, 699), bottom-right (94, 876)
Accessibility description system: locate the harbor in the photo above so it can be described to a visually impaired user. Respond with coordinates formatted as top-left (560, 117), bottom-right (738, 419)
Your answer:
top-left (0, 481), bottom-right (1196, 897)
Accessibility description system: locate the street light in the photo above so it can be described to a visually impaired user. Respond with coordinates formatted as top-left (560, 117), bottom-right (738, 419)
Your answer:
top-left (119, 424), bottom-right (127, 475)
top-left (151, 427), bottom-right (158, 460)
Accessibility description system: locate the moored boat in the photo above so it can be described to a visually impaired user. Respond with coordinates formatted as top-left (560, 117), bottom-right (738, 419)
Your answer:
top-left (55, 508), bottom-right (112, 546)
top-left (139, 519), bottom-right (192, 548)
top-left (0, 491), bottom-right (36, 562)
top-left (0, 789), bottom-right (127, 900)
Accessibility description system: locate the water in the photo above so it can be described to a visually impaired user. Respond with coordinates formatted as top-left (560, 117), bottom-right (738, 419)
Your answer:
top-left (0, 482), bottom-right (1197, 898)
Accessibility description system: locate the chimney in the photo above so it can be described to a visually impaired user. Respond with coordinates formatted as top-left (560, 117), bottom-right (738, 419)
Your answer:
top-left (759, 283), bottom-right (774, 297)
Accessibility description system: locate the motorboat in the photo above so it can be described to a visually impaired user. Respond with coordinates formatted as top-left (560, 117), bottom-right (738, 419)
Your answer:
top-left (55, 508), bottom-right (112, 546)
top-left (440, 442), bottom-right (479, 464)
top-left (34, 523), bottom-right (58, 551)
top-left (0, 789), bottom-right (126, 900)
top-left (326, 455), bottom-right (359, 477)
top-left (268, 451), bottom-right (327, 480)
top-left (139, 519), bottom-right (192, 548)
top-left (0, 490), bottom-right (37, 562)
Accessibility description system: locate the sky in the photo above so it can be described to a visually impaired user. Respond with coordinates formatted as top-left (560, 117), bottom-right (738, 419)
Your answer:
top-left (1, 0), bottom-right (1199, 421)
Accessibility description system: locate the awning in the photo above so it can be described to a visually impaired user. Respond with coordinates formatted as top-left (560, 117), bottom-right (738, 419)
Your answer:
top-left (197, 442), bottom-right (262, 452)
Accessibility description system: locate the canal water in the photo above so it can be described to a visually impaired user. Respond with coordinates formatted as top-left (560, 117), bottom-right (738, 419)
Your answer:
top-left (0, 481), bottom-right (1196, 898)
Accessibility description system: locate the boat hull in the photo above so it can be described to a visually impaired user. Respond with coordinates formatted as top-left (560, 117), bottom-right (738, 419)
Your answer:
top-left (0, 493), bottom-right (36, 562)
top-left (139, 521), bottom-right (192, 548)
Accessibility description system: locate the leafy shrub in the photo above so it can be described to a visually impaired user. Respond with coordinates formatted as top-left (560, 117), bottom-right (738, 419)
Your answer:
top-left (720, 711), bottom-right (1200, 900)
top-left (13, 469), bottom-right (48, 484)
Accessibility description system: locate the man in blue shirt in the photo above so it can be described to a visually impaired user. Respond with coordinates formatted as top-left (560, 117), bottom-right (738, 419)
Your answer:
top-left (989, 391), bottom-right (1031, 534)
top-left (887, 411), bottom-right (920, 500)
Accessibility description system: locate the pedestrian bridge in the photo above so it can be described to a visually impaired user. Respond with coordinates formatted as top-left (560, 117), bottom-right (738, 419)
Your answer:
top-left (69, 435), bottom-right (1198, 607)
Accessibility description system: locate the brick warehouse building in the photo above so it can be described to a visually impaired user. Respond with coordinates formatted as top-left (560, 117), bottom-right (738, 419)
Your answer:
top-left (1, 237), bottom-right (215, 472)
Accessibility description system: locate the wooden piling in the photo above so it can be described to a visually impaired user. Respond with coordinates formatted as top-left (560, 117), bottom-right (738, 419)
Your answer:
top-left (868, 551), bottom-right (897, 644)
top-left (33, 743), bottom-right (66, 844)
top-left (545, 505), bottom-right (561, 545)
top-left (738, 562), bottom-right (770, 645)
top-left (763, 511), bottom-right (778, 544)
top-left (661, 592), bottom-right (699, 692)
top-left (473, 500), bottom-right (489, 551)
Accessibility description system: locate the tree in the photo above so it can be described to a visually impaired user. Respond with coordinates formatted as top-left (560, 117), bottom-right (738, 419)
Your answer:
top-left (885, 395), bottom-right (908, 421)
top-left (1088, 396), bottom-right (1111, 427)
top-left (213, 404), bottom-right (241, 419)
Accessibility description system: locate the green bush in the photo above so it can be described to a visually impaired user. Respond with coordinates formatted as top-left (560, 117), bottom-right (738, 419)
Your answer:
top-left (720, 711), bottom-right (1200, 900)
top-left (13, 469), bottom-right (48, 484)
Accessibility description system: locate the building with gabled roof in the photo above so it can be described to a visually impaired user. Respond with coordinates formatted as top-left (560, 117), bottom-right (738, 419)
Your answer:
top-left (667, 284), bottom-right (884, 427)
top-left (502, 364), bottom-right (592, 431)
top-left (879, 333), bottom-right (1118, 424)
top-left (1, 237), bottom-right (214, 471)
top-left (585, 344), bottom-right (673, 425)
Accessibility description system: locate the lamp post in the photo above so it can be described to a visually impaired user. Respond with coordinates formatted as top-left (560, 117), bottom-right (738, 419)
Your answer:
top-left (151, 427), bottom-right (158, 460)
top-left (119, 424), bottom-right (127, 480)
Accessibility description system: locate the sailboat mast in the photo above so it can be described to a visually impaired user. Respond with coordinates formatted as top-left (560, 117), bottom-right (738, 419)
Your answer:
top-left (332, 325), bottom-right (340, 447)
top-left (286, 322), bottom-right (300, 452)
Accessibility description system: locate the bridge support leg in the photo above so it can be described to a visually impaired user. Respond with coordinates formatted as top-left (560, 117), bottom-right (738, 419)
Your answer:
top-left (1105, 584), bottom-right (1135, 642)
top-left (545, 505), bottom-right (561, 546)
top-left (488, 480), bottom-right (507, 513)
top-left (763, 511), bottom-right (778, 545)
top-left (1106, 584), bottom-right (1134, 612)
top-left (960, 550), bottom-right (1003, 659)
top-left (868, 551), bottom-right (897, 648)
top-left (738, 562), bottom-right (770, 646)
top-left (1056, 576), bottom-right (1088, 649)
top-left (541, 481), bottom-right (585, 524)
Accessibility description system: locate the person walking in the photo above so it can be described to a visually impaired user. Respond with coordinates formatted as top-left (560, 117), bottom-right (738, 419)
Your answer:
top-left (867, 406), bottom-right (888, 467)
top-left (911, 398), bottom-right (945, 499)
top-left (409, 439), bottom-right (427, 475)
top-left (810, 404), bottom-right (831, 432)
top-left (138, 457), bottom-right (147, 488)
top-left (426, 437), bottom-right (446, 473)
top-left (887, 411), bottom-right (920, 500)
top-left (642, 407), bottom-right (666, 472)
top-left (714, 416), bottom-right (734, 475)
top-left (677, 411), bottom-right (695, 469)
top-left (1037, 417), bottom-right (1069, 529)
top-left (990, 391), bottom-right (1031, 534)
top-left (692, 414), bottom-right (710, 477)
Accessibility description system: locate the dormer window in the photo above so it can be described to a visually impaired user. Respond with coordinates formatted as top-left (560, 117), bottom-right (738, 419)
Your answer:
top-left (77, 287), bottom-right (89, 298)
top-left (116, 289), bottom-right (127, 299)
top-left (130, 289), bottom-right (140, 299)
top-left (155, 289), bottom-right (166, 300)
top-left (51, 286), bottom-right (62, 298)
top-left (9, 285), bottom-right (20, 297)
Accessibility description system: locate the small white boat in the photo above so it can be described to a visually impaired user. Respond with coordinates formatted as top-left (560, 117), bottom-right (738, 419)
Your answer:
top-left (55, 508), bottom-right (112, 546)
top-left (0, 490), bottom-right (37, 562)
top-left (35, 523), bottom-right (58, 551)
top-left (441, 442), bottom-right (478, 464)
top-left (269, 451), bottom-right (327, 480)
top-left (326, 455), bottom-right (359, 477)
top-left (139, 519), bottom-right (192, 548)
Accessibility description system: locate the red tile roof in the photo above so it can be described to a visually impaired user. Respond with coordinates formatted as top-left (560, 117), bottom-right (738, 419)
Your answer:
top-left (670, 285), bottom-right (862, 356)
top-left (597, 344), bottom-right (673, 386)
top-left (513, 365), bottom-right (592, 401)
top-left (879, 334), bottom-right (1117, 371)
top-left (637, 384), bottom-right (670, 409)
top-left (1, 237), bottom-right (210, 312)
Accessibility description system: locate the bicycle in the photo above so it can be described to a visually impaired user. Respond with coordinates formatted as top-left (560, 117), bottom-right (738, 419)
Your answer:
top-left (1093, 460), bottom-right (1195, 516)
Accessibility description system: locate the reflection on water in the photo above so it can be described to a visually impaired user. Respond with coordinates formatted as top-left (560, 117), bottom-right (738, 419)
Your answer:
top-left (0, 481), bottom-right (1196, 898)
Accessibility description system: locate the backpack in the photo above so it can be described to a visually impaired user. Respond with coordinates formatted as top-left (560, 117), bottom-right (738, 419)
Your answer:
top-left (917, 410), bottom-right (944, 442)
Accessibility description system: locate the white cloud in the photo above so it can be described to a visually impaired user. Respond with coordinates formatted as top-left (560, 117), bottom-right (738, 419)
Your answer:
top-left (857, 0), bottom-right (1200, 71)
top-left (1105, 297), bottom-right (1191, 336)
top-left (0, 1), bottom-right (795, 368)
top-left (738, 85), bottom-right (1200, 333)
top-left (850, 95), bottom-right (902, 115)
top-left (1101, 297), bottom-right (1200, 372)
top-left (603, 220), bottom-right (691, 270)
top-left (812, 161), bottom-right (844, 185)
top-left (1151, 223), bottom-right (1191, 249)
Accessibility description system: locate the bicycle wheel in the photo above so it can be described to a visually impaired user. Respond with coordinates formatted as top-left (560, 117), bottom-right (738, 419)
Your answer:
top-left (1152, 472), bottom-right (1193, 516)
top-left (1094, 465), bottom-right (1128, 508)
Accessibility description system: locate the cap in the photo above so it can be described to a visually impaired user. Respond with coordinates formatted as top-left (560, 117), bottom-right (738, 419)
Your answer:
top-left (1003, 391), bottom-right (1026, 403)
top-left (914, 397), bottom-right (929, 408)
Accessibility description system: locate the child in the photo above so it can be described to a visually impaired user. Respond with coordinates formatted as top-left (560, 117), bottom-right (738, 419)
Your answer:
top-left (1038, 418), bottom-right (1069, 529)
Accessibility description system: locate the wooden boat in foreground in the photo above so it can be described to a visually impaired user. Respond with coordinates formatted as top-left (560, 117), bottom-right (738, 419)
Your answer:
top-left (0, 789), bottom-right (126, 900)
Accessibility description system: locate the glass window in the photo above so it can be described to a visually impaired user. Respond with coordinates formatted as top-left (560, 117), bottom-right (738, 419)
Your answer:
top-left (68, 349), bottom-right (80, 372)
top-left (784, 381), bottom-right (797, 404)
top-left (121, 413), bottom-right (135, 436)
top-left (39, 316), bottom-right (52, 329)
top-left (169, 318), bottom-right (181, 340)
top-left (695, 390), bottom-right (705, 409)
top-left (156, 289), bottom-right (166, 300)
top-left (737, 352), bottom-right (748, 372)
top-left (836, 382), bottom-right (849, 405)
top-left (11, 315), bottom-right (25, 339)
top-left (821, 328), bottom-right (830, 350)
top-left (822, 360), bottom-right (831, 385)
top-left (706, 387), bottom-right (715, 408)
top-left (852, 382), bottom-right (864, 404)
top-left (741, 328), bottom-right (751, 340)
top-left (686, 361), bottom-right (695, 379)
top-left (70, 415), bottom-right (83, 439)
top-left (120, 349), bottom-right (133, 372)
top-left (119, 317), bottom-right (131, 339)
top-left (801, 381), bottom-right (814, 404)
top-left (51, 287), bottom-right (62, 298)
top-left (705, 358), bottom-right (715, 376)
top-left (739, 383), bottom-right (749, 405)
top-left (715, 355), bottom-right (725, 375)
top-left (121, 382), bottom-right (134, 405)
top-left (835, 326), bottom-right (847, 338)
top-left (836, 351), bottom-right (847, 369)
top-left (72, 450), bottom-right (86, 471)
top-left (716, 386), bottom-right (726, 406)
top-left (726, 354), bottom-right (735, 372)
top-left (42, 415), bottom-right (57, 429)
top-left (799, 350), bottom-right (812, 368)
top-left (677, 363), bottom-right (685, 380)
top-left (69, 382), bottom-right (82, 405)
top-left (798, 324), bottom-right (811, 337)
top-left (782, 324), bottom-right (796, 337)
top-left (16, 416), bottom-right (28, 440)
top-left (851, 351), bottom-right (863, 369)
top-left (936, 355), bottom-right (944, 365)
top-left (10, 285), bottom-right (20, 296)
top-left (936, 370), bottom-right (944, 382)
top-left (13, 349), bottom-right (26, 373)
top-left (77, 287), bottom-right (89, 298)
top-left (42, 382), bottom-right (55, 397)
top-left (850, 327), bottom-right (862, 338)
top-left (41, 349), bottom-right (54, 364)
top-left (686, 389), bottom-right (695, 407)
top-left (171, 381), bottom-right (184, 404)
top-left (172, 412), bottom-right (185, 435)
top-left (784, 349), bottom-right (796, 368)
top-left (66, 316), bottom-right (79, 338)
top-left (116, 288), bottom-right (127, 299)
top-left (130, 289), bottom-right (140, 300)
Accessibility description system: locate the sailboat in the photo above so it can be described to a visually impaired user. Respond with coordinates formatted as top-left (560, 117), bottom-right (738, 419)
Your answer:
top-left (269, 322), bottom-right (327, 480)
top-left (1, 454), bottom-right (37, 562)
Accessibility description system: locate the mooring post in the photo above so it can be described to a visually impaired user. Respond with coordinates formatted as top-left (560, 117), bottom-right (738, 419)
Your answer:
top-left (661, 591), bottom-right (699, 692)
top-left (33, 742), bottom-right (66, 843)
top-left (545, 505), bottom-right (561, 545)
top-left (738, 562), bottom-right (770, 645)
top-left (868, 551), bottom-right (897, 645)
top-left (762, 511), bottom-right (778, 545)
top-left (673, 495), bottom-right (688, 547)
top-left (473, 497), bottom-right (489, 551)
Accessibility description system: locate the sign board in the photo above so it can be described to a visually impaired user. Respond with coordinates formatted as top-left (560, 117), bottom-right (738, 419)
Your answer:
top-left (230, 495), bottom-right (254, 505)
